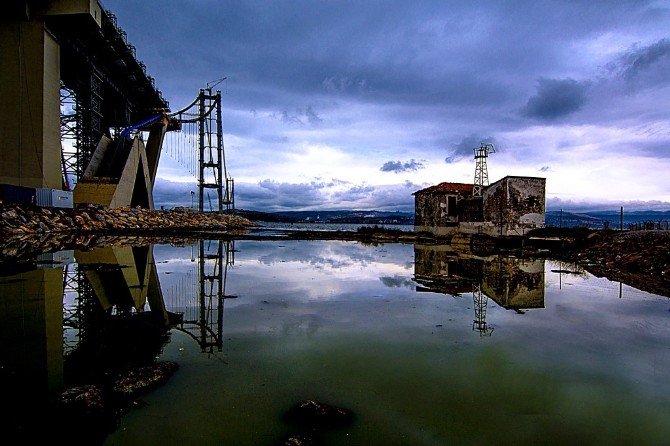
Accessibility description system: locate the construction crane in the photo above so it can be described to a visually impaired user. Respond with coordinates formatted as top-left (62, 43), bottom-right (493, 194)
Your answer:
top-left (473, 142), bottom-right (496, 197)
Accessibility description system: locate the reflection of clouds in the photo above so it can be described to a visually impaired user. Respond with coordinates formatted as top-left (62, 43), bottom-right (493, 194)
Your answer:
top-left (241, 240), bottom-right (411, 269)
top-left (281, 314), bottom-right (323, 337)
top-left (151, 239), bottom-right (670, 404)
top-left (380, 275), bottom-right (415, 289)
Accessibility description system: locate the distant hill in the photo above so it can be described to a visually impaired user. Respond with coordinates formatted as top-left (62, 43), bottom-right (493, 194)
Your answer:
top-left (235, 209), bottom-right (414, 225)
top-left (235, 208), bottom-right (670, 228)
top-left (546, 210), bottom-right (670, 229)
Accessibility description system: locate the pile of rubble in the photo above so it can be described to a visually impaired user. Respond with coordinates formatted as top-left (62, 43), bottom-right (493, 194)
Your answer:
top-left (571, 230), bottom-right (670, 297)
top-left (0, 202), bottom-right (253, 236)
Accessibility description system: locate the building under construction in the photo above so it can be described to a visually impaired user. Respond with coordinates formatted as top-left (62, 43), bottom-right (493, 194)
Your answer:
top-left (414, 144), bottom-right (546, 236)
top-left (0, 0), bottom-right (233, 212)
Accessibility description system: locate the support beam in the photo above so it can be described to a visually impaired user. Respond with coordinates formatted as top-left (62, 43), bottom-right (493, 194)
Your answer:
top-left (0, 19), bottom-right (62, 189)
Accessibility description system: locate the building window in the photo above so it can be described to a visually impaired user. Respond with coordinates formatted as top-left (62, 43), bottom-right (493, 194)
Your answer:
top-left (447, 195), bottom-right (457, 217)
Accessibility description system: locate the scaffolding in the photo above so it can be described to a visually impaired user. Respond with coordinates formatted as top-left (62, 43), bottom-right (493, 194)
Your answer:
top-left (167, 88), bottom-right (235, 212)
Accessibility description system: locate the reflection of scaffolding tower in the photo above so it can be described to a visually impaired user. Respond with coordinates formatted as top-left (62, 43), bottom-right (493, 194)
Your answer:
top-left (472, 283), bottom-right (493, 336)
top-left (173, 240), bottom-right (236, 353)
top-left (62, 264), bottom-right (103, 356)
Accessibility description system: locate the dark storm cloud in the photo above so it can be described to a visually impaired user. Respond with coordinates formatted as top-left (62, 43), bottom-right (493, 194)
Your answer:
top-left (380, 159), bottom-right (425, 173)
top-left (332, 185), bottom-right (376, 202)
top-left (524, 78), bottom-right (590, 120)
top-left (446, 135), bottom-right (496, 163)
top-left (606, 38), bottom-right (670, 90)
top-left (107, 0), bottom-right (668, 113)
top-left (271, 106), bottom-right (323, 126)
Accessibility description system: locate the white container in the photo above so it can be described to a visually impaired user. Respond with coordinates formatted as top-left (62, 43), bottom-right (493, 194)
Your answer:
top-left (37, 250), bottom-right (75, 268)
top-left (36, 188), bottom-right (74, 208)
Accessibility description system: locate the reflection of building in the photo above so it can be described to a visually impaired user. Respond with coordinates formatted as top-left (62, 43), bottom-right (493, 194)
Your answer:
top-left (414, 176), bottom-right (546, 236)
top-left (413, 244), bottom-right (545, 334)
top-left (482, 257), bottom-right (545, 311)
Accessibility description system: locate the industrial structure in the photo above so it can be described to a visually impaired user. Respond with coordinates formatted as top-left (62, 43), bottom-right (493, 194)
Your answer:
top-left (414, 143), bottom-right (545, 236)
top-left (0, 0), bottom-right (233, 212)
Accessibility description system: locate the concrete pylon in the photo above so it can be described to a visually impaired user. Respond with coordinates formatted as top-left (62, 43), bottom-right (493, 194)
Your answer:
top-left (0, 19), bottom-right (62, 189)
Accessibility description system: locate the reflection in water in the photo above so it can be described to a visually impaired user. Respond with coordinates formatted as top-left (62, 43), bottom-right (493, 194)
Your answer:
top-left (164, 240), bottom-right (236, 354)
top-left (0, 240), bottom-right (236, 438)
top-left (4, 239), bottom-right (670, 444)
top-left (413, 244), bottom-right (545, 336)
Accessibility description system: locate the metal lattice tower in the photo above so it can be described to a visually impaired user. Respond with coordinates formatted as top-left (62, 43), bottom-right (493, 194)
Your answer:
top-left (166, 85), bottom-right (235, 213)
top-left (198, 88), bottom-right (234, 212)
top-left (473, 143), bottom-right (496, 197)
top-left (472, 283), bottom-right (493, 336)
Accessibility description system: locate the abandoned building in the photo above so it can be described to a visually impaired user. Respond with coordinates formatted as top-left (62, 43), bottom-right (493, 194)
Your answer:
top-left (414, 176), bottom-right (546, 236)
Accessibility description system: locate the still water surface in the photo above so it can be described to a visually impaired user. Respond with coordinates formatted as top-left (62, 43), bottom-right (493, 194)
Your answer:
top-left (2, 239), bottom-right (670, 445)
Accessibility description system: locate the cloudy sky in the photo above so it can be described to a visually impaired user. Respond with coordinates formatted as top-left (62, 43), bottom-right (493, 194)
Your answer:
top-left (106, 0), bottom-right (670, 212)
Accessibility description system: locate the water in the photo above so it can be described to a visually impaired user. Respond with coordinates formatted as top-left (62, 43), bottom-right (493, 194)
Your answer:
top-left (255, 221), bottom-right (414, 233)
top-left (2, 239), bottom-right (670, 445)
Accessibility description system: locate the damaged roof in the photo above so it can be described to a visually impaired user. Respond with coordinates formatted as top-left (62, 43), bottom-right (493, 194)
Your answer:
top-left (413, 182), bottom-right (474, 195)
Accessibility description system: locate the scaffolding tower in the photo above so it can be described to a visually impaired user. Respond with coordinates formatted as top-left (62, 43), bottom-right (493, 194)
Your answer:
top-left (198, 89), bottom-right (234, 212)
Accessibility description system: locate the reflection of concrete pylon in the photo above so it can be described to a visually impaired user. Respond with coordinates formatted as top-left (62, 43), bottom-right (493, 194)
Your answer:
top-left (472, 283), bottom-right (493, 336)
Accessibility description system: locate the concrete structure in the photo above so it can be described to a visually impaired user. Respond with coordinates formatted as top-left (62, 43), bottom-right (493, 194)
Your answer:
top-left (414, 176), bottom-right (546, 236)
top-left (0, 1), bottom-right (169, 208)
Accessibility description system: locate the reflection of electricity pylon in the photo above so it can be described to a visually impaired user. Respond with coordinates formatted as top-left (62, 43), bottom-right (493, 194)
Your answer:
top-left (472, 283), bottom-right (493, 336)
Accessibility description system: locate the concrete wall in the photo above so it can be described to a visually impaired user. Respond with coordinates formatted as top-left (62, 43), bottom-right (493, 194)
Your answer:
top-left (482, 176), bottom-right (546, 236)
top-left (0, 19), bottom-right (62, 189)
top-left (414, 190), bottom-right (471, 228)
top-left (44, 0), bottom-right (103, 27)
top-left (74, 135), bottom-right (154, 208)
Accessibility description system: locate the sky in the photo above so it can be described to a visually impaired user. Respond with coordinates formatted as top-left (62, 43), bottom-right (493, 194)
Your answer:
top-left (105, 0), bottom-right (670, 212)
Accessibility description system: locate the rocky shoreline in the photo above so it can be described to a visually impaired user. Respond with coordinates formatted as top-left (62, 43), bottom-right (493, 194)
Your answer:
top-left (0, 202), bottom-right (252, 236)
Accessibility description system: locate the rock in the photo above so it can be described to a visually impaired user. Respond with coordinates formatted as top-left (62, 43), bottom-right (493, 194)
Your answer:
top-left (285, 400), bottom-right (354, 428)
top-left (58, 384), bottom-right (106, 420)
top-left (281, 434), bottom-right (318, 446)
top-left (110, 361), bottom-right (179, 399)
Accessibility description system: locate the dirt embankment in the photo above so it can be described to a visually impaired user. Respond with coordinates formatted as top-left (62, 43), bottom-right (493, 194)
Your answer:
top-left (0, 203), bottom-right (252, 260)
top-left (562, 230), bottom-right (670, 297)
